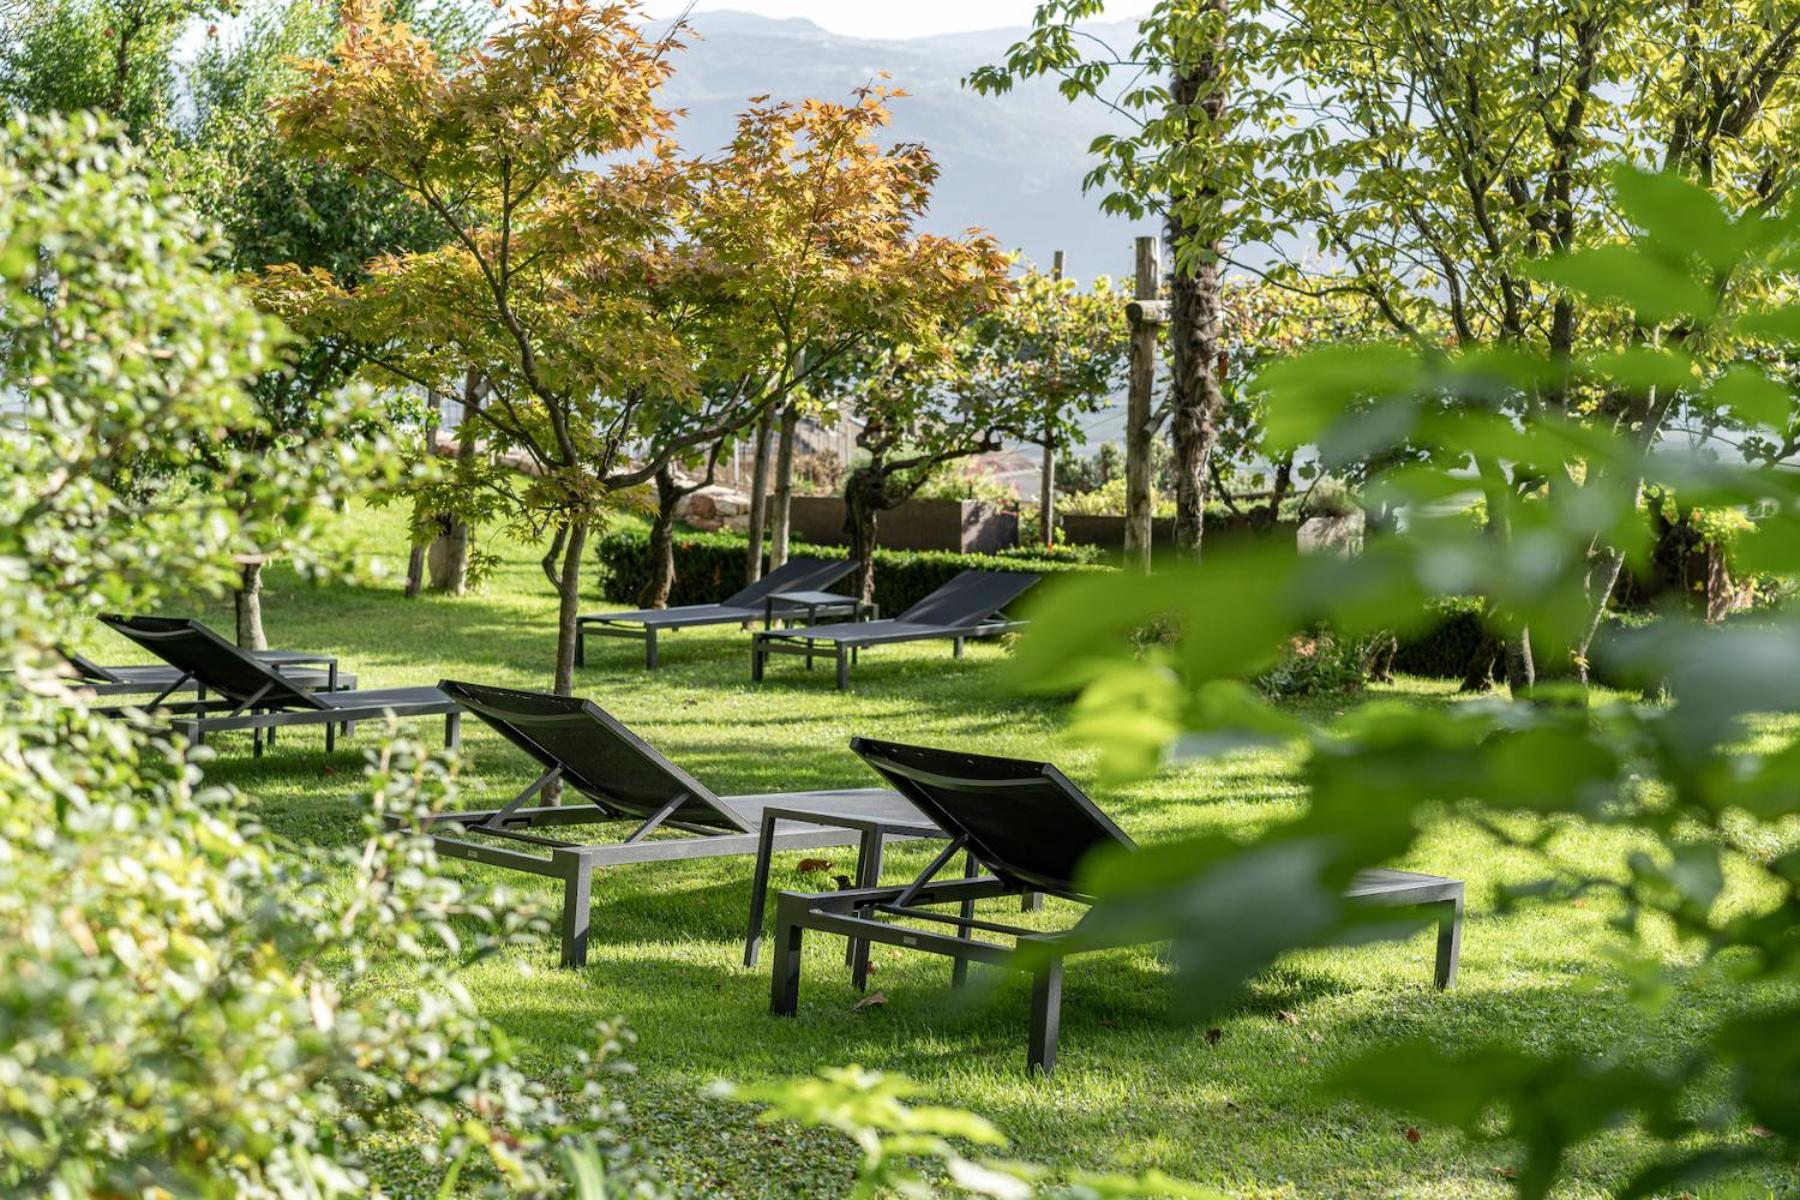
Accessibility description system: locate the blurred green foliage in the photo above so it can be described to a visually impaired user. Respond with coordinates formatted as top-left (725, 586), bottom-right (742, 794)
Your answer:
top-left (1009, 165), bottom-right (1800, 1198)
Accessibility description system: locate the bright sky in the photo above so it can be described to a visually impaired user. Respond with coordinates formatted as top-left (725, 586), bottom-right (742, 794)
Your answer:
top-left (640, 1), bottom-right (1141, 41)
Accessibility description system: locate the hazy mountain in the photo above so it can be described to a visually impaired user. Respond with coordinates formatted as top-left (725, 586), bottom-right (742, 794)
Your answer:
top-left (652, 9), bottom-right (1158, 284)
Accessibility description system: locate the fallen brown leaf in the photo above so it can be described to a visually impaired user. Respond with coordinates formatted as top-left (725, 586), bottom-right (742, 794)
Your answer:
top-left (1404, 1127), bottom-right (1422, 1144)
top-left (1277, 1010), bottom-right (1300, 1026)
top-left (1205, 1027), bottom-right (1224, 1045)
top-left (796, 858), bottom-right (834, 874)
top-left (852, 991), bottom-right (888, 1011)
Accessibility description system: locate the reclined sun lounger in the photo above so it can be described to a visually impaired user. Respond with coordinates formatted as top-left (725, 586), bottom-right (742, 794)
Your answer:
top-left (576, 556), bottom-right (863, 670)
top-left (97, 615), bottom-right (459, 756)
top-left (770, 738), bottom-right (1465, 1075)
top-left (751, 570), bottom-right (1040, 690)
top-left (405, 680), bottom-right (931, 968)
top-left (55, 638), bottom-right (355, 699)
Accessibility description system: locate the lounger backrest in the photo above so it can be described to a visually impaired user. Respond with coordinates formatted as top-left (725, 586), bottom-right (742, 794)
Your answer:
top-left (722, 556), bottom-right (859, 608)
top-left (58, 648), bottom-right (119, 683)
top-left (438, 680), bottom-right (749, 832)
top-left (848, 737), bottom-right (1135, 899)
top-left (894, 570), bottom-right (1041, 629)
top-left (98, 615), bottom-right (327, 710)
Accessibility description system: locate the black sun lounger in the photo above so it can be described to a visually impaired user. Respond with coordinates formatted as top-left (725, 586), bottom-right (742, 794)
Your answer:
top-left (751, 570), bottom-right (1039, 690)
top-left (576, 556), bottom-right (861, 670)
top-left (96, 615), bottom-right (459, 756)
top-left (57, 637), bottom-right (355, 699)
top-left (770, 738), bottom-right (1465, 1075)
top-left (405, 680), bottom-right (931, 968)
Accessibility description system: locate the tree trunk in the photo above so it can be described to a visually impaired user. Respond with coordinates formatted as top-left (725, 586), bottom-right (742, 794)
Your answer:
top-left (1124, 236), bottom-right (1161, 572)
top-left (552, 520), bottom-right (590, 699)
top-left (1167, 5), bottom-right (1230, 561)
top-left (1459, 632), bottom-right (1503, 694)
top-left (1575, 548), bottom-right (1627, 685)
top-left (1505, 629), bottom-right (1536, 698)
top-left (428, 519), bottom-right (471, 594)
top-left (404, 525), bottom-right (428, 598)
top-left (405, 390), bottom-right (443, 598)
top-left (235, 560), bottom-right (267, 650)
top-left (643, 466), bottom-right (681, 609)
top-left (541, 523), bottom-right (569, 590)
top-left (843, 468), bottom-right (884, 604)
top-left (1040, 429), bottom-right (1057, 548)
top-left (744, 409), bottom-right (775, 584)
top-left (770, 403), bottom-right (799, 569)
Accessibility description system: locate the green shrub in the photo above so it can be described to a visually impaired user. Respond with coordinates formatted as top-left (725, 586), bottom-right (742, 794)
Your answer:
top-left (593, 527), bottom-right (1107, 615)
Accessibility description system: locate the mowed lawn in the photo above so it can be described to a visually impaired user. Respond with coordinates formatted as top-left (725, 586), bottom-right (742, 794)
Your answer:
top-left (72, 504), bottom-right (1787, 1199)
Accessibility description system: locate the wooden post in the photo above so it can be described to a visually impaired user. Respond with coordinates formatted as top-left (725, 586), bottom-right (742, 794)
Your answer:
top-left (1125, 236), bottom-right (1165, 572)
top-left (1041, 249), bottom-right (1065, 549)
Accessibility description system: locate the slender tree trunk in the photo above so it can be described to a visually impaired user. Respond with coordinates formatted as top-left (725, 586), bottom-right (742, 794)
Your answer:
top-left (1040, 429), bottom-right (1057, 548)
top-left (433, 374), bottom-right (482, 594)
top-left (235, 560), bottom-right (267, 650)
top-left (540, 523), bottom-right (569, 590)
top-left (744, 409), bottom-right (775, 584)
top-left (1459, 632), bottom-right (1502, 694)
top-left (1125, 236), bottom-right (1161, 571)
top-left (843, 468), bottom-right (884, 603)
top-left (770, 403), bottom-right (799, 569)
top-left (1576, 549), bottom-right (1628, 685)
top-left (552, 520), bottom-right (590, 699)
top-left (643, 466), bottom-right (681, 609)
top-left (1167, 3), bottom-right (1230, 561)
top-left (1505, 629), bottom-right (1536, 697)
top-left (405, 390), bottom-right (443, 598)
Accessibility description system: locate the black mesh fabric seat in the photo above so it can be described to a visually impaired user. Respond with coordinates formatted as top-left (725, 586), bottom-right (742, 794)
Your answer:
top-left (575, 556), bottom-right (861, 671)
top-left (751, 570), bottom-right (1040, 690)
top-left (55, 637), bottom-right (355, 698)
top-left (409, 680), bottom-right (926, 968)
top-left (768, 738), bottom-right (1465, 1075)
top-left (97, 615), bottom-right (457, 756)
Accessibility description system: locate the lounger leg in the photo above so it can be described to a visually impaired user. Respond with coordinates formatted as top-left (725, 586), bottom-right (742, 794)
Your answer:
top-left (951, 851), bottom-right (979, 989)
top-left (253, 725), bottom-right (264, 758)
top-left (1022, 892), bottom-right (1042, 913)
top-left (575, 626), bottom-right (586, 668)
top-left (849, 832), bottom-right (886, 990)
top-left (743, 817), bottom-right (780, 968)
top-left (836, 647), bottom-right (850, 691)
top-left (444, 712), bottom-right (461, 751)
top-left (1434, 892), bottom-right (1464, 990)
top-left (953, 637), bottom-right (965, 659)
top-left (645, 628), bottom-right (659, 671)
top-left (771, 897), bottom-right (805, 1017)
top-left (1028, 959), bottom-right (1064, 1076)
top-left (805, 638), bottom-right (814, 670)
top-left (326, 720), bottom-right (336, 753)
top-left (558, 856), bottom-right (592, 969)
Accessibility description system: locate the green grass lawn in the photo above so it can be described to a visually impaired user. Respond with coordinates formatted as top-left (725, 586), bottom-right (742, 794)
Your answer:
top-left (73, 504), bottom-right (1787, 1198)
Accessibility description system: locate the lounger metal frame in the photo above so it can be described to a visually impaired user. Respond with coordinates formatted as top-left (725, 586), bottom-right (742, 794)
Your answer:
top-left (96, 615), bottom-right (459, 756)
top-left (750, 570), bottom-right (1040, 690)
top-left (575, 557), bottom-right (862, 670)
top-left (402, 681), bottom-right (928, 968)
top-left (769, 738), bottom-right (1464, 1075)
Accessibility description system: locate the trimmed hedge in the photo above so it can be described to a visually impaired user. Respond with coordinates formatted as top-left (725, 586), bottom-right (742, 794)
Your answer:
top-left (595, 529), bottom-right (1516, 683)
top-left (594, 528), bottom-right (1105, 617)
top-left (1390, 598), bottom-right (1489, 678)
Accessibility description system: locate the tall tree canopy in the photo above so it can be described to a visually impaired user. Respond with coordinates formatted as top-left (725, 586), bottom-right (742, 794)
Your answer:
top-left (264, 0), bottom-right (1008, 693)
